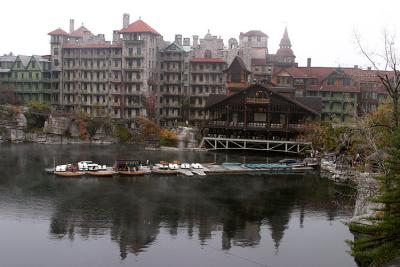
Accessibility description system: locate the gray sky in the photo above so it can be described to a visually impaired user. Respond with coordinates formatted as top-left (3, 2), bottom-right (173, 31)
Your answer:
top-left (1, 0), bottom-right (399, 68)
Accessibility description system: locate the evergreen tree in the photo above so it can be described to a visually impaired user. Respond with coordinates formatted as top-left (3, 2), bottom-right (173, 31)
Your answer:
top-left (349, 127), bottom-right (400, 266)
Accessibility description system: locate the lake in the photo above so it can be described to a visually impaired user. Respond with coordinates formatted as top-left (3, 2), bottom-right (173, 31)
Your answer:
top-left (0, 144), bottom-right (357, 267)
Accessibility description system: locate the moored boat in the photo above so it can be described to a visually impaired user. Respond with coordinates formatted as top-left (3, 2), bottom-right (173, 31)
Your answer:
top-left (114, 159), bottom-right (146, 176)
top-left (54, 171), bottom-right (85, 177)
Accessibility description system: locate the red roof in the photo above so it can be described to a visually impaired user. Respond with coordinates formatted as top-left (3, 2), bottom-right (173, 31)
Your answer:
top-left (298, 67), bottom-right (336, 80)
top-left (48, 28), bottom-right (69, 36)
top-left (119, 19), bottom-right (159, 35)
top-left (275, 67), bottom-right (308, 78)
top-left (276, 47), bottom-right (295, 57)
top-left (63, 43), bottom-right (122, 49)
top-left (70, 26), bottom-right (92, 38)
top-left (190, 58), bottom-right (225, 63)
top-left (240, 30), bottom-right (268, 38)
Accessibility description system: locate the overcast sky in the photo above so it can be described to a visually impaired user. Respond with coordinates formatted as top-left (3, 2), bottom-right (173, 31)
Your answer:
top-left (1, 0), bottom-right (399, 68)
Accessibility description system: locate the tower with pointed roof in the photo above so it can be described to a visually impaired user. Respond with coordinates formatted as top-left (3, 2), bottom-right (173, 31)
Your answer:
top-left (48, 28), bottom-right (69, 72)
top-left (274, 27), bottom-right (296, 66)
top-left (119, 17), bottom-right (163, 118)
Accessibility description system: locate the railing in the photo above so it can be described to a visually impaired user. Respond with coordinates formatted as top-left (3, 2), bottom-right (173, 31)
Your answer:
top-left (245, 97), bottom-right (270, 104)
top-left (208, 121), bottom-right (308, 130)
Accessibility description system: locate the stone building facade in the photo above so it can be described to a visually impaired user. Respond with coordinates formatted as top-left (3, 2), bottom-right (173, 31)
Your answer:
top-left (48, 14), bottom-right (162, 125)
top-left (158, 42), bottom-right (190, 127)
top-left (0, 15), bottom-right (389, 128)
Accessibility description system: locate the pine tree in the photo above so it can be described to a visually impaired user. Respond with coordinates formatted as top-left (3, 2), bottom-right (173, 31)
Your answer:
top-left (349, 127), bottom-right (400, 266)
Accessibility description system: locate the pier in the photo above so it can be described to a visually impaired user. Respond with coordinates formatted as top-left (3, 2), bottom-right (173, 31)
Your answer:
top-left (199, 137), bottom-right (312, 154)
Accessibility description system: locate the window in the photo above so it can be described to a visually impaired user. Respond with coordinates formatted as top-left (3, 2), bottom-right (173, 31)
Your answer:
top-left (54, 47), bottom-right (59, 55)
top-left (137, 47), bottom-right (141, 55)
top-left (204, 50), bottom-right (212, 58)
top-left (54, 59), bottom-right (59, 66)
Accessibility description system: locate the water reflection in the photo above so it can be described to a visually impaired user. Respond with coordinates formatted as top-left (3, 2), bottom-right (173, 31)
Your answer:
top-left (46, 175), bottom-right (354, 259)
top-left (0, 144), bottom-right (356, 266)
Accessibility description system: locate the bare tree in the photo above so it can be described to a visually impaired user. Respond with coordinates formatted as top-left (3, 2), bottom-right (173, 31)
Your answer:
top-left (355, 30), bottom-right (400, 127)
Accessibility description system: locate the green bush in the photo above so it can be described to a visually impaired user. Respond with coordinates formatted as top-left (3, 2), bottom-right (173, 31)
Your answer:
top-left (114, 124), bottom-right (133, 143)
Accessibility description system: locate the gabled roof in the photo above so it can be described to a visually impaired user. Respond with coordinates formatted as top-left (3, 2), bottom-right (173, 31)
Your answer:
top-left (274, 67), bottom-right (308, 78)
top-left (16, 55), bottom-right (31, 68)
top-left (240, 30), bottom-right (268, 38)
top-left (119, 19), bottom-right (159, 35)
top-left (293, 96), bottom-right (323, 114)
top-left (163, 42), bottom-right (184, 52)
top-left (48, 28), bottom-right (69, 36)
top-left (30, 56), bottom-right (50, 71)
top-left (206, 83), bottom-right (320, 115)
top-left (225, 56), bottom-right (250, 73)
top-left (205, 94), bottom-right (229, 108)
top-left (70, 25), bottom-right (92, 38)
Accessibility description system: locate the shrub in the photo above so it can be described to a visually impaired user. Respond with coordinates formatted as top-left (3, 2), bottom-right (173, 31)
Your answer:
top-left (114, 124), bottom-right (133, 143)
top-left (159, 128), bottom-right (178, 147)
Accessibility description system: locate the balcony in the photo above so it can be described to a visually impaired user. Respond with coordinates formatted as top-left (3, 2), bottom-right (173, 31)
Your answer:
top-left (161, 102), bottom-right (181, 108)
top-left (163, 67), bottom-right (182, 73)
top-left (245, 97), bottom-right (270, 104)
top-left (208, 121), bottom-right (308, 131)
top-left (160, 90), bottom-right (181, 96)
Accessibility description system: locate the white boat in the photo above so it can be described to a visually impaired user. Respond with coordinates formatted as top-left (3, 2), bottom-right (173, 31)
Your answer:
top-left (191, 163), bottom-right (203, 169)
top-left (169, 163), bottom-right (179, 170)
top-left (78, 161), bottom-right (104, 171)
top-left (180, 163), bottom-right (190, 169)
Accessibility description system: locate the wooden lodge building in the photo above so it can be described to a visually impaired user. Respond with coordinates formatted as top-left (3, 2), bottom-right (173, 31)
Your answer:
top-left (204, 56), bottom-right (322, 142)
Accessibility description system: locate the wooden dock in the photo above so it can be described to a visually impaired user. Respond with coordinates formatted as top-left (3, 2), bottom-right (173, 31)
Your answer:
top-left (49, 163), bottom-right (318, 178)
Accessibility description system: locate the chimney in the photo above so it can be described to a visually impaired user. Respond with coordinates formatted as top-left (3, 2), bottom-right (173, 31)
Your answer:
top-left (183, 38), bottom-right (190, 46)
top-left (367, 67), bottom-right (371, 70)
top-left (192, 35), bottom-right (199, 48)
top-left (113, 30), bottom-right (120, 44)
top-left (307, 58), bottom-right (311, 67)
top-left (354, 65), bottom-right (358, 69)
top-left (69, 19), bottom-right (74, 34)
top-left (175, 34), bottom-right (182, 46)
top-left (123, 13), bottom-right (130, 29)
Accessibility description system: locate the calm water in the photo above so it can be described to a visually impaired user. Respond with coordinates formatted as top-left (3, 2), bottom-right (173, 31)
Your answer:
top-left (0, 144), bottom-right (357, 267)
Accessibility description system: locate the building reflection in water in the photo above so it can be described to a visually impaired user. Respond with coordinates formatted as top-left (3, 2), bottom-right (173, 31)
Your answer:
top-left (47, 175), bottom-right (355, 259)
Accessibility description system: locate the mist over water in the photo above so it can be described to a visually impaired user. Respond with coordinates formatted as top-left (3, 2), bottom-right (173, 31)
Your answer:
top-left (0, 144), bottom-right (357, 267)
